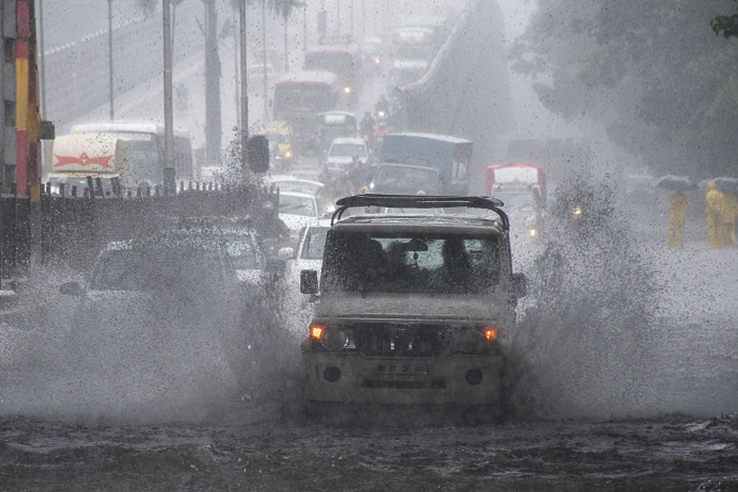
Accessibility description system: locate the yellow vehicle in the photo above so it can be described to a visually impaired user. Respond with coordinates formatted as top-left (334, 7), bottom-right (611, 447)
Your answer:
top-left (257, 120), bottom-right (295, 172)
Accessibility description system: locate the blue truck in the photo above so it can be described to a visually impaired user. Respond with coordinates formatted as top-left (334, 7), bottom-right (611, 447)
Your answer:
top-left (370, 133), bottom-right (473, 195)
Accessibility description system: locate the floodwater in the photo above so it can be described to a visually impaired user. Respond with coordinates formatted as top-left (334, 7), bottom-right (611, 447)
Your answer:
top-left (2, 187), bottom-right (738, 492)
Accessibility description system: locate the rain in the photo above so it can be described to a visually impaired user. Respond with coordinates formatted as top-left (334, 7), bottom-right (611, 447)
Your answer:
top-left (1, 0), bottom-right (738, 490)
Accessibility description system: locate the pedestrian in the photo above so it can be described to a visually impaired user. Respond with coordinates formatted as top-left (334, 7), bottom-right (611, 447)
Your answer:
top-left (721, 189), bottom-right (738, 247)
top-left (705, 181), bottom-right (725, 248)
top-left (667, 191), bottom-right (689, 248)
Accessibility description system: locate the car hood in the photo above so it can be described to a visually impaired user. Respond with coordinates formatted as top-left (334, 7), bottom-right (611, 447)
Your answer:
top-left (313, 293), bottom-right (514, 324)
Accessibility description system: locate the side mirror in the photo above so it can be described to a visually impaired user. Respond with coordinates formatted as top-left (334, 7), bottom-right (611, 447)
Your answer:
top-left (278, 246), bottom-right (295, 260)
top-left (512, 273), bottom-right (527, 298)
top-left (59, 281), bottom-right (83, 297)
top-left (300, 269), bottom-right (319, 294)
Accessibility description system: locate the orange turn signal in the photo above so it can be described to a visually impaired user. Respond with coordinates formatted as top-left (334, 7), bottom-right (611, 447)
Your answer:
top-left (484, 328), bottom-right (498, 341)
top-left (310, 324), bottom-right (324, 340)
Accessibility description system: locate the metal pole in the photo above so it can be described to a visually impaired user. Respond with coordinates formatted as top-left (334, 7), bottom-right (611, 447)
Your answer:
top-left (107, 0), bottom-right (114, 120)
top-left (163, 0), bottom-right (175, 192)
top-left (284, 15), bottom-right (289, 72)
top-left (262, 0), bottom-right (268, 122)
top-left (240, 0), bottom-right (249, 169)
top-left (38, 0), bottom-right (46, 116)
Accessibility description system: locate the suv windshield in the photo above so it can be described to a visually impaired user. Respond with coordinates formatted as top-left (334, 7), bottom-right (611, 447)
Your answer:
top-left (321, 230), bottom-right (500, 294)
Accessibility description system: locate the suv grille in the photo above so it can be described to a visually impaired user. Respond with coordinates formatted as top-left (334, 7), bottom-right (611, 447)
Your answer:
top-left (353, 323), bottom-right (458, 358)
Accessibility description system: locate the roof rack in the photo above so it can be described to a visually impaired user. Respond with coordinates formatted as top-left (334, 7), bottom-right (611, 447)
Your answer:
top-left (332, 194), bottom-right (509, 228)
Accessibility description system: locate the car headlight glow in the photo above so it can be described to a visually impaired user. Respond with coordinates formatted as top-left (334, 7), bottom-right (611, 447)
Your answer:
top-left (344, 86), bottom-right (351, 94)
top-left (454, 326), bottom-right (500, 355)
top-left (310, 322), bottom-right (350, 351)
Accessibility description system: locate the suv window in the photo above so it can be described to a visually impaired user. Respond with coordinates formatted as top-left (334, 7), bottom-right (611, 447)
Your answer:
top-left (321, 230), bottom-right (500, 294)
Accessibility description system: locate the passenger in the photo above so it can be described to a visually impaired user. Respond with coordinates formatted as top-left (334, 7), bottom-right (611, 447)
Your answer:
top-left (441, 237), bottom-right (472, 292)
top-left (667, 191), bottom-right (689, 249)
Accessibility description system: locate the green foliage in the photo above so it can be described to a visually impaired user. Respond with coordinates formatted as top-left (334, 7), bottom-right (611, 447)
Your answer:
top-left (712, 0), bottom-right (738, 38)
top-left (512, 0), bottom-right (738, 178)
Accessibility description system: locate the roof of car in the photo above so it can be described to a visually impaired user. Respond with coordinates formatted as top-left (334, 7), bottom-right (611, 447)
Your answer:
top-left (331, 213), bottom-right (505, 234)
top-left (280, 190), bottom-right (318, 199)
top-left (332, 194), bottom-right (508, 229)
top-left (331, 137), bottom-right (365, 145)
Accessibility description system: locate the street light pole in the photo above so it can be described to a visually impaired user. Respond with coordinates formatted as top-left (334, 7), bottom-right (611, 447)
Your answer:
top-left (162, 0), bottom-right (175, 192)
top-left (262, 0), bottom-right (268, 122)
top-left (240, 0), bottom-right (249, 166)
top-left (107, 0), bottom-right (114, 121)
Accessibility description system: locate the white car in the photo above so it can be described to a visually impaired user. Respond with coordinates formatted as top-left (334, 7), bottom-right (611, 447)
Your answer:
top-left (278, 191), bottom-right (321, 238)
top-left (281, 220), bottom-right (331, 332)
top-left (323, 137), bottom-right (369, 178)
top-left (268, 175), bottom-right (325, 196)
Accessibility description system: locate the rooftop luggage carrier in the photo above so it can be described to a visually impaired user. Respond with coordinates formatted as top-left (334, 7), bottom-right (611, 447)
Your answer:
top-left (332, 194), bottom-right (509, 229)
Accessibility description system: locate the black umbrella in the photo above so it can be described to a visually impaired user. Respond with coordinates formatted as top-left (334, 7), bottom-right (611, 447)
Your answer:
top-left (712, 176), bottom-right (738, 194)
top-left (654, 175), bottom-right (697, 192)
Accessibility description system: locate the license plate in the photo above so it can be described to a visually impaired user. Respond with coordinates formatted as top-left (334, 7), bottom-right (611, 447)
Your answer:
top-left (376, 364), bottom-right (429, 374)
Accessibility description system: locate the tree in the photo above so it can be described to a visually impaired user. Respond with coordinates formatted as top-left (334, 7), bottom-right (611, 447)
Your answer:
top-left (712, 0), bottom-right (738, 38)
top-left (512, 0), bottom-right (738, 178)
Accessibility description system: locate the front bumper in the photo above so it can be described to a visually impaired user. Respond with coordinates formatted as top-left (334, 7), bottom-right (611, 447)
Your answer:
top-left (302, 349), bottom-right (505, 406)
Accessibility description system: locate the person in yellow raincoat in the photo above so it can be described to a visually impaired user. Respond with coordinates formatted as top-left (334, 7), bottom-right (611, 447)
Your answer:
top-left (705, 181), bottom-right (726, 248)
top-left (667, 191), bottom-right (689, 248)
top-left (721, 190), bottom-right (738, 247)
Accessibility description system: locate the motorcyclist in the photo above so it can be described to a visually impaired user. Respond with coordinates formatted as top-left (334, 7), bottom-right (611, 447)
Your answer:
top-left (360, 111), bottom-right (376, 139)
top-left (372, 123), bottom-right (390, 154)
top-left (375, 94), bottom-right (390, 115)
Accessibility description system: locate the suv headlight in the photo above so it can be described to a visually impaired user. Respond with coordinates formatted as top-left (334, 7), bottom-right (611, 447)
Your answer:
top-left (452, 326), bottom-right (500, 355)
top-left (309, 322), bottom-right (352, 351)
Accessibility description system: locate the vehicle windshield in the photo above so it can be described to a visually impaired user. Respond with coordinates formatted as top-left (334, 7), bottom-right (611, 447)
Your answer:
top-left (330, 143), bottom-right (367, 158)
top-left (90, 245), bottom-right (227, 292)
top-left (224, 236), bottom-right (261, 270)
top-left (274, 87), bottom-right (333, 112)
top-left (301, 227), bottom-right (329, 260)
top-left (321, 231), bottom-right (500, 295)
top-left (493, 191), bottom-right (541, 214)
top-left (279, 194), bottom-right (316, 217)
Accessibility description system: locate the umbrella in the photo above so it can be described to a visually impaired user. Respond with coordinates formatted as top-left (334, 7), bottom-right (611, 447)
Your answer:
top-left (712, 176), bottom-right (738, 195)
top-left (654, 175), bottom-right (697, 192)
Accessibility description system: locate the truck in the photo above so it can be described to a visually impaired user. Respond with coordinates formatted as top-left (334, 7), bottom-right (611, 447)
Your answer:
top-left (46, 122), bottom-right (194, 197)
top-left (299, 194), bottom-right (527, 415)
top-left (485, 163), bottom-right (546, 239)
top-left (370, 133), bottom-right (473, 196)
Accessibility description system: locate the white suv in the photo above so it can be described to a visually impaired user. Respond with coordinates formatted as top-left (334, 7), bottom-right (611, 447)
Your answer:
top-left (299, 195), bottom-right (526, 413)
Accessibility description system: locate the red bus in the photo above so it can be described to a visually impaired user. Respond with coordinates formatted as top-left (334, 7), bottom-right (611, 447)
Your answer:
top-left (273, 71), bottom-right (340, 154)
top-left (304, 43), bottom-right (362, 104)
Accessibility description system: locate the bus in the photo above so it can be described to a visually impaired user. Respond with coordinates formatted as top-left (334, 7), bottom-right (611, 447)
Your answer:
top-left (273, 71), bottom-right (340, 154)
top-left (304, 42), bottom-right (362, 104)
top-left (46, 122), bottom-right (195, 196)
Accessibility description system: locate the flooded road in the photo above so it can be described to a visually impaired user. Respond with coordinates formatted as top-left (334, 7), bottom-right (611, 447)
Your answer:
top-left (2, 197), bottom-right (738, 491)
